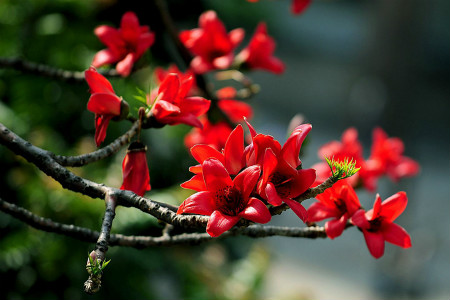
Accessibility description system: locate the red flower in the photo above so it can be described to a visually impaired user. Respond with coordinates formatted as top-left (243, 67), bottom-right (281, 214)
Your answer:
top-left (92, 11), bottom-right (155, 77)
top-left (148, 73), bottom-right (210, 128)
top-left (313, 127), bottom-right (382, 191)
top-left (351, 192), bottom-right (412, 259)
top-left (247, 122), bottom-right (316, 221)
top-left (291, 0), bottom-right (312, 15)
top-left (85, 67), bottom-right (128, 147)
top-left (368, 127), bottom-right (420, 182)
top-left (178, 158), bottom-right (271, 237)
top-left (184, 118), bottom-right (233, 151)
top-left (120, 142), bottom-right (151, 196)
top-left (236, 22), bottom-right (285, 74)
top-left (307, 180), bottom-right (361, 239)
top-left (179, 10), bottom-right (244, 74)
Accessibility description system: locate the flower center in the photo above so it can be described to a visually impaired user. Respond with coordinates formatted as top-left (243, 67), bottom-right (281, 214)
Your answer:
top-left (269, 172), bottom-right (293, 198)
top-left (368, 217), bottom-right (383, 232)
top-left (215, 185), bottom-right (245, 216)
top-left (334, 198), bottom-right (347, 215)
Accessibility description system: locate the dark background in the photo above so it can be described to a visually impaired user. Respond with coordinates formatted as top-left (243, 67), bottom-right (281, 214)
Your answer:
top-left (0, 0), bottom-right (448, 299)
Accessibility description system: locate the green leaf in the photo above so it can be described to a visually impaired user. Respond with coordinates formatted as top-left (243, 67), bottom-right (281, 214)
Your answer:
top-left (101, 259), bottom-right (111, 270)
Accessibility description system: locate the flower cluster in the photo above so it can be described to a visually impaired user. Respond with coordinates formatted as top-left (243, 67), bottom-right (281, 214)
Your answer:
top-left (82, 9), bottom-right (418, 261)
top-left (178, 122), bottom-right (316, 237)
top-left (180, 10), bottom-right (284, 75)
top-left (313, 127), bottom-right (419, 191)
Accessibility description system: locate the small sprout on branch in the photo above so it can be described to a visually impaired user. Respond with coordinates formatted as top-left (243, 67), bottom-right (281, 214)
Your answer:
top-left (325, 156), bottom-right (360, 180)
top-left (87, 253), bottom-right (111, 276)
top-left (84, 252), bottom-right (111, 294)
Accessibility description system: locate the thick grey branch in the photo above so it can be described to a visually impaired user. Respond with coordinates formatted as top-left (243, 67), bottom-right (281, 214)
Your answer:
top-left (50, 121), bottom-right (139, 167)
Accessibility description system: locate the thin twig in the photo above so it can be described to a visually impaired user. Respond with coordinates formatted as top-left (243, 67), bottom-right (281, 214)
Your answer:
top-left (0, 56), bottom-right (119, 82)
top-left (84, 191), bottom-right (117, 294)
top-left (50, 121), bottom-right (139, 167)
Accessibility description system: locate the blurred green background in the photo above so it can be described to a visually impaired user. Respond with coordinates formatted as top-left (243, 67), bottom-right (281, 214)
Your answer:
top-left (1, 0), bottom-right (449, 299)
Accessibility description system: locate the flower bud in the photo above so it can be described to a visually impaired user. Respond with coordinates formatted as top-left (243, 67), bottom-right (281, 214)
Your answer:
top-left (120, 142), bottom-right (151, 196)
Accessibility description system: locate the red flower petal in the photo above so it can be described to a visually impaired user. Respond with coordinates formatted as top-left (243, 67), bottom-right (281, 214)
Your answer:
top-left (177, 191), bottom-right (215, 216)
top-left (307, 201), bottom-right (339, 222)
top-left (284, 198), bottom-right (308, 222)
top-left (264, 182), bottom-right (283, 206)
top-left (291, 0), bottom-right (311, 15)
top-left (382, 222), bottom-right (412, 248)
top-left (281, 124), bottom-right (311, 169)
top-left (135, 32), bottom-right (155, 58)
top-left (206, 210), bottom-right (240, 237)
top-left (340, 183), bottom-right (361, 216)
top-left (180, 174), bottom-right (206, 192)
top-left (380, 191), bottom-right (408, 222)
top-left (325, 215), bottom-right (347, 239)
top-left (158, 73), bottom-right (180, 103)
top-left (116, 52), bottom-right (135, 77)
top-left (233, 165), bottom-right (261, 200)
top-left (152, 99), bottom-right (181, 119)
top-left (218, 99), bottom-right (253, 123)
top-left (260, 149), bottom-right (278, 192)
top-left (284, 168), bottom-right (316, 199)
top-left (120, 11), bottom-right (140, 44)
top-left (85, 67), bottom-right (115, 94)
top-left (238, 197), bottom-right (271, 224)
top-left (228, 28), bottom-right (245, 48)
top-left (224, 124), bottom-right (245, 175)
top-left (351, 209), bottom-right (370, 229)
top-left (212, 53), bottom-right (234, 69)
top-left (363, 230), bottom-right (385, 259)
top-left (87, 93), bottom-right (122, 115)
top-left (94, 25), bottom-right (124, 51)
top-left (92, 49), bottom-right (120, 68)
top-left (202, 158), bottom-right (232, 191)
top-left (191, 144), bottom-right (224, 165)
top-left (178, 96), bottom-right (210, 117)
top-left (94, 114), bottom-right (113, 147)
top-left (366, 194), bottom-right (383, 221)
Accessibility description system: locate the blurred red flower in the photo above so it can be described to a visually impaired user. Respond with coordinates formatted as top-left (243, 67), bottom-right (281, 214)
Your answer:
top-left (92, 11), bottom-right (155, 77)
top-left (179, 10), bottom-right (244, 74)
top-left (236, 22), bottom-right (285, 74)
top-left (351, 192), bottom-right (412, 259)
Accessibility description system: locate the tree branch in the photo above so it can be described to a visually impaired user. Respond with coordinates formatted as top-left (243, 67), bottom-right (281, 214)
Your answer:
top-left (0, 197), bottom-right (330, 251)
top-left (50, 121), bottom-right (139, 167)
top-left (0, 56), bottom-right (119, 82)
top-left (0, 123), bottom-right (338, 236)
top-left (84, 191), bottom-right (117, 294)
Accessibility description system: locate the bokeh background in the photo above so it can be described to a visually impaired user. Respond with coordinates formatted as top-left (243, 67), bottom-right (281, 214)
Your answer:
top-left (0, 0), bottom-right (449, 299)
